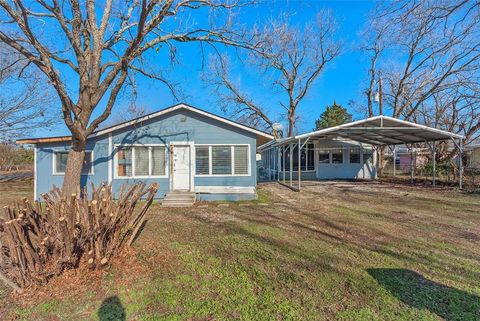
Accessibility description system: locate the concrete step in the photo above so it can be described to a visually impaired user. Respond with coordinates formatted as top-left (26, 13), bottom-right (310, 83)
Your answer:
top-left (162, 191), bottom-right (196, 207)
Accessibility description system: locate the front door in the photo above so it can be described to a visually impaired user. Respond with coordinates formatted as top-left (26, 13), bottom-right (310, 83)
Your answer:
top-left (173, 145), bottom-right (191, 191)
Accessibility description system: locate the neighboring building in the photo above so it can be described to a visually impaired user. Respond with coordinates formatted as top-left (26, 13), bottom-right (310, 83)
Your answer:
top-left (465, 143), bottom-right (480, 169)
top-left (17, 104), bottom-right (273, 201)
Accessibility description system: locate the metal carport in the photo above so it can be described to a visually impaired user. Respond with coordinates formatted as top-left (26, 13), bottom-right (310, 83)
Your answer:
top-left (259, 115), bottom-right (465, 189)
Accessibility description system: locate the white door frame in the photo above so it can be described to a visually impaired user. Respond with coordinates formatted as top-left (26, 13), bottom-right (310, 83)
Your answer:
top-left (169, 141), bottom-right (195, 192)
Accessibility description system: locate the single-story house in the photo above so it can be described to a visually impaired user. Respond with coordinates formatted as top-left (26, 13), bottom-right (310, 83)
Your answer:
top-left (17, 103), bottom-right (273, 202)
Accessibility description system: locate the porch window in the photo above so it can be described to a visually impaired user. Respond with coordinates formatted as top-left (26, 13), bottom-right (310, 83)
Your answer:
top-left (349, 148), bottom-right (361, 164)
top-left (195, 145), bottom-right (250, 176)
top-left (363, 149), bottom-right (373, 163)
top-left (53, 151), bottom-right (93, 175)
top-left (116, 145), bottom-right (166, 177)
top-left (331, 148), bottom-right (343, 164)
top-left (280, 143), bottom-right (315, 171)
top-left (318, 150), bottom-right (330, 163)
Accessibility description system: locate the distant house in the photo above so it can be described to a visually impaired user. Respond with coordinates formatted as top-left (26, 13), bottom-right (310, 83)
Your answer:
top-left (465, 143), bottom-right (480, 169)
top-left (17, 104), bottom-right (273, 201)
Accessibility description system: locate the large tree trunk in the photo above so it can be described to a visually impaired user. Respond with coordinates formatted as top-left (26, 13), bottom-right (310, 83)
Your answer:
top-left (63, 137), bottom-right (87, 195)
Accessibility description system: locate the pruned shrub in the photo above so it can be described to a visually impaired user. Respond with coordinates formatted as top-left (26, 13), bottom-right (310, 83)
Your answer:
top-left (0, 182), bottom-right (158, 291)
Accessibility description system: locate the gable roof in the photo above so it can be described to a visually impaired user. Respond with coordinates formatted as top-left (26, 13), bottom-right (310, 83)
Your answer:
top-left (17, 103), bottom-right (274, 145)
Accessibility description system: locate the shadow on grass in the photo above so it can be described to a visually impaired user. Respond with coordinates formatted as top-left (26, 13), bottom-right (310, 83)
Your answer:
top-left (367, 268), bottom-right (480, 321)
top-left (98, 296), bottom-right (125, 321)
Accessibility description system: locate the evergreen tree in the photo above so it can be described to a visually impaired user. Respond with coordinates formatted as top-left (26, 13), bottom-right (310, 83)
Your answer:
top-left (315, 101), bottom-right (352, 129)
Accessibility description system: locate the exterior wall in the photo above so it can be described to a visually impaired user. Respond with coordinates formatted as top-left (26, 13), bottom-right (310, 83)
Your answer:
top-left (316, 139), bottom-right (377, 180)
top-left (35, 109), bottom-right (257, 201)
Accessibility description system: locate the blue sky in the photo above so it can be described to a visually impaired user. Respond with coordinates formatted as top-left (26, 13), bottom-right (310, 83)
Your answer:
top-left (40, 0), bottom-right (376, 137)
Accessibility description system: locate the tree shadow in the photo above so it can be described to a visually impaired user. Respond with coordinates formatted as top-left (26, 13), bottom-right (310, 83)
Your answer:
top-left (367, 268), bottom-right (480, 321)
top-left (98, 296), bottom-right (126, 321)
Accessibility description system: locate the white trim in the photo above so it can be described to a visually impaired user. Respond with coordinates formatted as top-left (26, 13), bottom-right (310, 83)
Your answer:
top-left (170, 141), bottom-right (195, 192)
top-left (52, 150), bottom-right (94, 176)
top-left (91, 104), bottom-right (273, 140)
top-left (194, 186), bottom-right (255, 194)
top-left (194, 144), bottom-right (251, 177)
top-left (34, 146), bottom-right (37, 201)
top-left (113, 144), bottom-right (168, 179)
top-left (108, 133), bottom-right (113, 183)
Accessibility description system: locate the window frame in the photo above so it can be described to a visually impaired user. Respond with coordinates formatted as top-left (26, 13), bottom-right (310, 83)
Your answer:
top-left (52, 150), bottom-right (94, 175)
top-left (113, 144), bottom-right (168, 179)
top-left (194, 144), bottom-right (251, 177)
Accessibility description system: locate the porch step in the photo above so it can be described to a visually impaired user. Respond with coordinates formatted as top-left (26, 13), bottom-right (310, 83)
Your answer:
top-left (161, 192), bottom-right (196, 207)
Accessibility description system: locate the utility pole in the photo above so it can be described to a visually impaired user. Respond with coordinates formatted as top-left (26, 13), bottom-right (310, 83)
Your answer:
top-left (378, 71), bottom-right (383, 116)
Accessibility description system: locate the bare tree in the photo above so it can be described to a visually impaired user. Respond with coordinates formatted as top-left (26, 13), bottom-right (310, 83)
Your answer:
top-left (205, 11), bottom-right (340, 137)
top-left (362, 0), bottom-right (480, 121)
top-left (0, 48), bottom-right (55, 140)
top-left (0, 0), bottom-right (258, 194)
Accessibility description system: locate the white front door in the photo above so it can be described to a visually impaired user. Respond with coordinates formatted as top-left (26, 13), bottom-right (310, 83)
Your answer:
top-left (173, 145), bottom-right (191, 191)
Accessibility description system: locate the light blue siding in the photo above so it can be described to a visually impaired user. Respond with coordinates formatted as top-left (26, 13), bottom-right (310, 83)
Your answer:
top-left (35, 109), bottom-right (258, 201)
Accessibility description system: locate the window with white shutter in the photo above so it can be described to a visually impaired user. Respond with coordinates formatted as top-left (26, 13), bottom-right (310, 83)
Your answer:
top-left (151, 146), bottom-right (166, 176)
top-left (212, 146), bottom-right (232, 175)
top-left (195, 146), bottom-right (210, 175)
top-left (195, 145), bottom-right (250, 176)
top-left (234, 146), bottom-right (248, 174)
top-left (134, 146), bottom-right (149, 176)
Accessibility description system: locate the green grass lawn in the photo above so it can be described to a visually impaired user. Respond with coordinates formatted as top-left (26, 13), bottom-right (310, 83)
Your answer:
top-left (1, 181), bottom-right (479, 320)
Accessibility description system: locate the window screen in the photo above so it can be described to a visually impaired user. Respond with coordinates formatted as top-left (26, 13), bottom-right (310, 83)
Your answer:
top-left (151, 146), bottom-right (166, 176)
top-left (134, 146), bottom-right (149, 176)
top-left (234, 146), bottom-right (248, 174)
top-left (195, 146), bottom-right (210, 175)
top-left (306, 144), bottom-right (315, 170)
top-left (212, 146), bottom-right (232, 175)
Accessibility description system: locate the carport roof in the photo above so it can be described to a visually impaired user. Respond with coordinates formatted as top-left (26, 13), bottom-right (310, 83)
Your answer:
top-left (261, 115), bottom-right (464, 148)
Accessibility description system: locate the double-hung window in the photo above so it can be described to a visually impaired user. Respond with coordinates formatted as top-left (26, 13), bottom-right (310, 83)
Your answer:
top-left (53, 151), bottom-right (93, 175)
top-left (195, 145), bottom-right (249, 176)
top-left (116, 145), bottom-right (166, 178)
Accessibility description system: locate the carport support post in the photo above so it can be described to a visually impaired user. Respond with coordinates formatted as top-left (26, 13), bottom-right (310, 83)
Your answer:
top-left (298, 138), bottom-right (301, 190)
top-left (277, 147), bottom-right (281, 182)
top-left (393, 147), bottom-right (396, 177)
top-left (289, 143), bottom-right (293, 187)
top-left (459, 138), bottom-right (464, 189)
top-left (432, 141), bottom-right (436, 187)
top-left (410, 145), bottom-right (414, 184)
